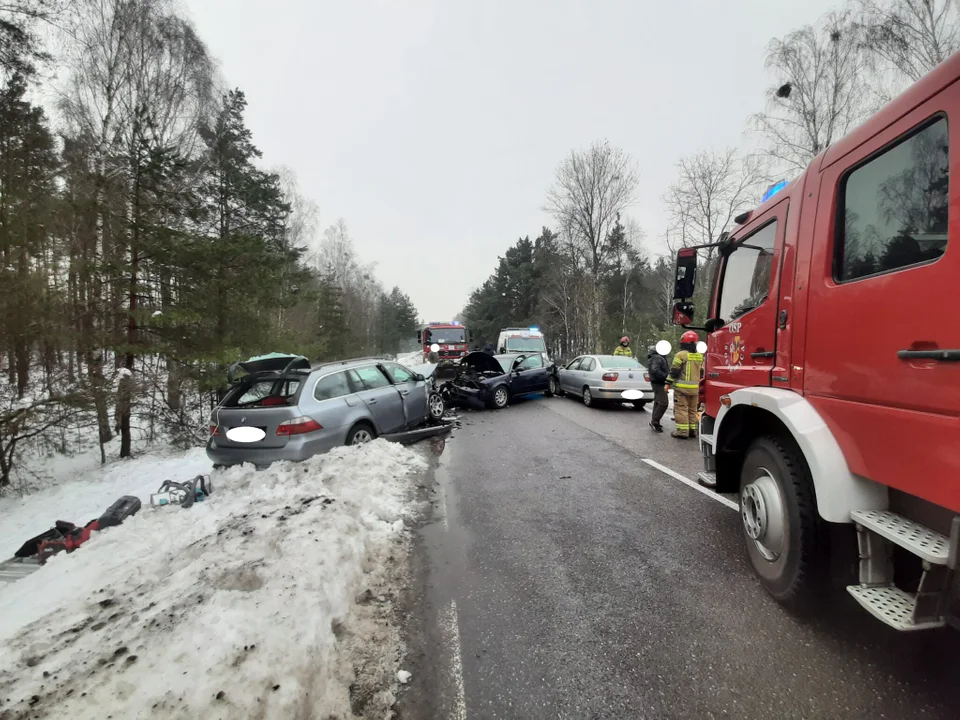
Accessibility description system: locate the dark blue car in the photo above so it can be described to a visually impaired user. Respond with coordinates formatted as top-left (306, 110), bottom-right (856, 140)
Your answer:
top-left (443, 351), bottom-right (556, 409)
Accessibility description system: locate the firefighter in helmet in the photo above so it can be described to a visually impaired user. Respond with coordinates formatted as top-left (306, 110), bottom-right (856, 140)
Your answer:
top-left (613, 336), bottom-right (633, 357)
top-left (665, 330), bottom-right (703, 439)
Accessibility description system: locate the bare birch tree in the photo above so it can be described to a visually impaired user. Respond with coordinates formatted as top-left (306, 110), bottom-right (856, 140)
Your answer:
top-left (856, 0), bottom-right (960, 86)
top-left (544, 140), bottom-right (639, 351)
top-left (754, 11), bottom-right (872, 175)
top-left (664, 148), bottom-right (763, 250)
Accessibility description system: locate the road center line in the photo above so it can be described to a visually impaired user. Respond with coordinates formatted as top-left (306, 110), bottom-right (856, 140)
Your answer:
top-left (641, 458), bottom-right (739, 512)
top-left (439, 599), bottom-right (468, 720)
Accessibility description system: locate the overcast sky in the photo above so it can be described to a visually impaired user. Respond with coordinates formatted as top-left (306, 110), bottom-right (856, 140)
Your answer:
top-left (185, 0), bottom-right (839, 322)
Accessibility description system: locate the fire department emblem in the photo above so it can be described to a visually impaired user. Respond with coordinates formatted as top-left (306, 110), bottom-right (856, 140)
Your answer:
top-left (725, 335), bottom-right (745, 369)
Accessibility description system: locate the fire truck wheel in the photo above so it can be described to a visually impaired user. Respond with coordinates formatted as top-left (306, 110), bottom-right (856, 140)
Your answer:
top-left (739, 435), bottom-right (824, 609)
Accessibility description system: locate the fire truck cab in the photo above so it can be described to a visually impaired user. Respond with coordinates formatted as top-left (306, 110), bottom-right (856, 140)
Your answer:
top-left (417, 322), bottom-right (471, 364)
top-left (672, 54), bottom-right (960, 631)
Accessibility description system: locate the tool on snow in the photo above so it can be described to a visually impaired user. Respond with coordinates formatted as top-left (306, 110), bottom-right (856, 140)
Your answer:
top-left (149, 475), bottom-right (213, 508)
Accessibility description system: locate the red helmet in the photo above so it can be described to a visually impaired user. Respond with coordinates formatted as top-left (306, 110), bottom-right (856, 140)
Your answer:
top-left (681, 330), bottom-right (699, 344)
top-left (620, 336), bottom-right (630, 344)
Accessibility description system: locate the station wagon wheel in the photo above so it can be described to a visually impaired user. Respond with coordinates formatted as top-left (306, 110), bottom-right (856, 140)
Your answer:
top-left (492, 386), bottom-right (509, 409)
top-left (429, 392), bottom-right (445, 420)
top-left (582, 386), bottom-right (594, 407)
top-left (347, 424), bottom-right (376, 446)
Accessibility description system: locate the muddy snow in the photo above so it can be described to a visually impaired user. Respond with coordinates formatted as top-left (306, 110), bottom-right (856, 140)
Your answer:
top-left (0, 440), bottom-right (428, 719)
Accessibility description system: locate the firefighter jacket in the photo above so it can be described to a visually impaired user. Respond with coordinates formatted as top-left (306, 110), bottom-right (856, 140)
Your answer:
top-left (667, 349), bottom-right (703, 395)
top-left (613, 345), bottom-right (633, 357)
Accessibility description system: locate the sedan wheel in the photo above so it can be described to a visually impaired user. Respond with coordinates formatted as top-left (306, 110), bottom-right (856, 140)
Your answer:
top-left (547, 376), bottom-right (559, 397)
top-left (493, 387), bottom-right (509, 409)
top-left (428, 392), bottom-right (445, 420)
top-left (582, 387), bottom-right (593, 407)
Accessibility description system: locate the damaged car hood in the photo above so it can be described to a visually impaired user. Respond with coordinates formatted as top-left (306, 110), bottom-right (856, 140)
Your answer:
top-left (458, 351), bottom-right (508, 375)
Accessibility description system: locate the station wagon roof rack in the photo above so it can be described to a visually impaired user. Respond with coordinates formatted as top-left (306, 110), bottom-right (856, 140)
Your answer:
top-left (311, 356), bottom-right (387, 369)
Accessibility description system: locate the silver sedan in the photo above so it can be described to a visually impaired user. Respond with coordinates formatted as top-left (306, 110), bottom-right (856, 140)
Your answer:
top-left (555, 354), bottom-right (654, 409)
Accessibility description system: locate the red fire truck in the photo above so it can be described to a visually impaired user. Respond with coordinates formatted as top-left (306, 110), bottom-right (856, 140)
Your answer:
top-left (416, 321), bottom-right (471, 365)
top-left (672, 54), bottom-right (959, 631)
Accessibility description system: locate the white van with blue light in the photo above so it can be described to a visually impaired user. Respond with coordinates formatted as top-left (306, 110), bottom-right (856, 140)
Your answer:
top-left (496, 327), bottom-right (549, 361)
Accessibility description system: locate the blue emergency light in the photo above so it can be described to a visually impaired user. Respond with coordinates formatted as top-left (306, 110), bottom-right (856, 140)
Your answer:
top-left (529, 326), bottom-right (539, 332)
top-left (762, 180), bottom-right (789, 203)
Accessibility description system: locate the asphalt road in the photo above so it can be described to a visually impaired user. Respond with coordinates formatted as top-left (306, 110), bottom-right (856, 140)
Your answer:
top-left (398, 393), bottom-right (960, 720)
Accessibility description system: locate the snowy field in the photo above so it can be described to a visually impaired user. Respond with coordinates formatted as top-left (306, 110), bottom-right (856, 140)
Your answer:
top-left (0, 441), bottom-right (428, 719)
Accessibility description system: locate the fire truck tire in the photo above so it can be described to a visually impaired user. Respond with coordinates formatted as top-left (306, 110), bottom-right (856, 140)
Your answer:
top-left (739, 434), bottom-right (824, 610)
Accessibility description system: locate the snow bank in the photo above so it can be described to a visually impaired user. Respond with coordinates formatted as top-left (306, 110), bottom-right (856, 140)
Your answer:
top-left (0, 441), bottom-right (427, 719)
top-left (0, 448), bottom-right (210, 558)
top-left (395, 351), bottom-right (425, 367)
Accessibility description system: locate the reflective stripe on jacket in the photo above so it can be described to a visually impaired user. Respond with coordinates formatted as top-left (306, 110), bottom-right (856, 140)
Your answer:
top-left (667, 350), bottom-right (703, 393)
top-left (613, 345), bottom-right (633, 357)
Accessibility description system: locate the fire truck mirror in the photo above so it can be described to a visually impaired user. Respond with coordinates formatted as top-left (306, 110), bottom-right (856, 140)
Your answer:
top-left (416, 330), bottom-right (422, 343)
top-left (672, 301), bottom-right (694, 326)
top-left (704, 317), bottom-right (725, 333)
top-left (673, 249), bottom-right (697, 300)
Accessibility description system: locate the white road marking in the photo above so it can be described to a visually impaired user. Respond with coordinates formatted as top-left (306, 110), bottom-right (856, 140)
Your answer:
top-left (641, 458), bottom-right (739, 511)
top-left (440, 482), bottom-right (450, 530)
top-left (439, 599), bottom-right (468, 720)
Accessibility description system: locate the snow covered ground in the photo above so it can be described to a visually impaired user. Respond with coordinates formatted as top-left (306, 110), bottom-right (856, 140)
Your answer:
top-left (0, 441), bottom-right (428, 719)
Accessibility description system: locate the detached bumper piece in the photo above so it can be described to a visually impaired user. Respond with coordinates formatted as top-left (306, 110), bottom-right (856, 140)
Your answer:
top-left (848, 509), bottom-right (956, 631)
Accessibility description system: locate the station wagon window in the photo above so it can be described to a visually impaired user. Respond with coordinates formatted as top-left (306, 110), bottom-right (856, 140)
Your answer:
top-left (236, 379), bottom-right (300, 406)
top-left (518, 355), bottom-right (544, 370)
top-left (382, 363), bottom-right (416, 383)
top-left (718, 221), bottom-right (777, 322)
top-left (836, 117), bottom-right (949, 282)
top-left (314, 372), bottom-right (351, 401)
top-left (580, 358), bottom-right (596, 372)
top-left (350, 365), bottom-right (391, 390)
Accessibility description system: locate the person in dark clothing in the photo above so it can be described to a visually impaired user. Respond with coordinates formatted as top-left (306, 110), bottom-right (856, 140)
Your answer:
top-left (482, 343), bottom-right (496, 356)
top-left (647, 345), bottom-right (670, 432)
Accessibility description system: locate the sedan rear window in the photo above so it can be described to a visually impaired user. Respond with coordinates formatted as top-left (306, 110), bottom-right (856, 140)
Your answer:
top-left (597, 355), bottom-right (641, 369)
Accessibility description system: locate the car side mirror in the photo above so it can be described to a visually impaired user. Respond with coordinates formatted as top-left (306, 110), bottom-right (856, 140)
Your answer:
top-left (414, 373), bottom-right (425, 382)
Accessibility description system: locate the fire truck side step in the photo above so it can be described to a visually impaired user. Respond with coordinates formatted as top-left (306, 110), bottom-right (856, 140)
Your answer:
top-left (851, 510), bottom-right (949, 564)
top-left (846, 585), bottom-right (945, 631)
top-left (697, 471), bottom-right (717, 489)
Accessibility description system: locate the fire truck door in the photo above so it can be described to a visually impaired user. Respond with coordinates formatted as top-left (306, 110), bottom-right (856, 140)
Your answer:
top-left (705, 200), bottom-right (788, 410)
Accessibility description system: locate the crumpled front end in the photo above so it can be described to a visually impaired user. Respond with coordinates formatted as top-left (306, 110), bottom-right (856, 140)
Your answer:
top-left (442, 360), bottom-right (503, 406)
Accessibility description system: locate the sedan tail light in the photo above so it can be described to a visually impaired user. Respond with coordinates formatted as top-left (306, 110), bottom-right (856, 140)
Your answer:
top-left (643, 372), bottom-right (650, 382)
top-left (209, 424), bottom-right (220, 436)
top-left (277, 417), bottom-right (323, 436)
top-left (601, 372), bottom-right (619, 381)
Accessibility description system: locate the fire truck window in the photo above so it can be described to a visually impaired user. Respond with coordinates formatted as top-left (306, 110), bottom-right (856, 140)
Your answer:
top-left (718, 221), bottom-right (777, 322)
top-left (837, 117), bottom-right (949, 282)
